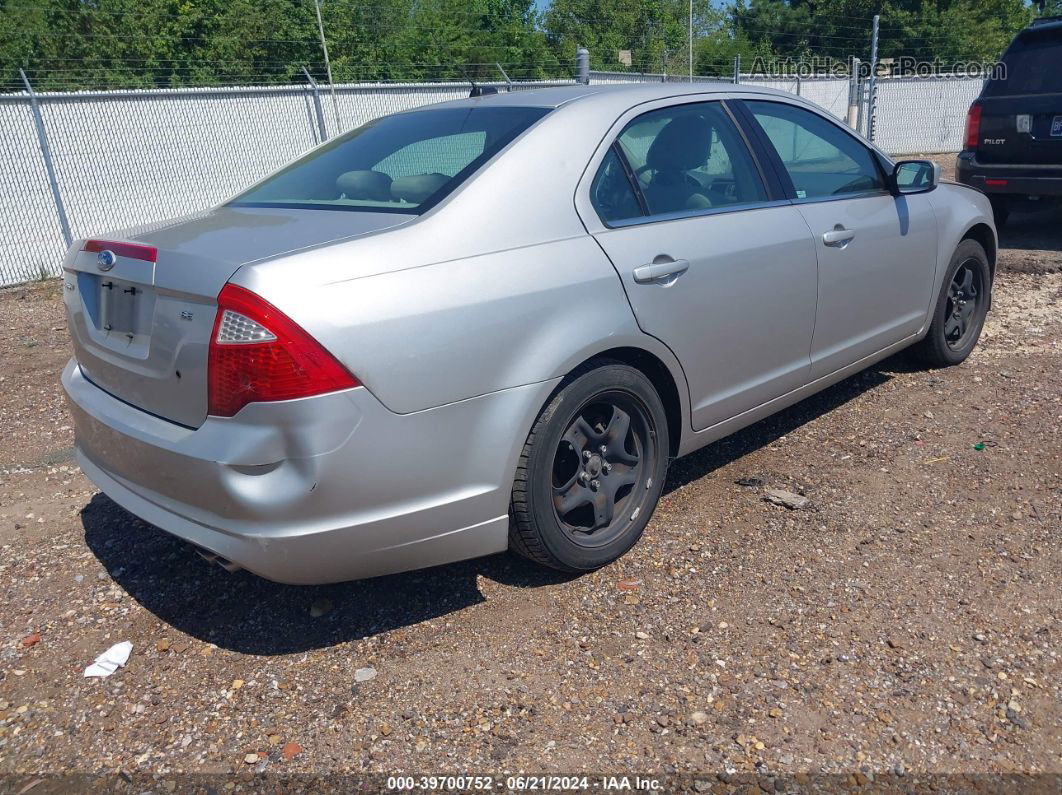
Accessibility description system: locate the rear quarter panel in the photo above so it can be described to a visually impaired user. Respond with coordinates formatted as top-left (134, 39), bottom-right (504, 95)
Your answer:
top-left (239, 235), bottom-right (659, 415)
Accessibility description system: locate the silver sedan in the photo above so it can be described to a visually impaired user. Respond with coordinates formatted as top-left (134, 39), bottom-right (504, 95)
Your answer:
top-left (61, 83), bottom-right (996, 583)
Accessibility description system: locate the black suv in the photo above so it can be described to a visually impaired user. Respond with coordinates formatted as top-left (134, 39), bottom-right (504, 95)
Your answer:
top-left (956, 16), bottom-right (1062, 225)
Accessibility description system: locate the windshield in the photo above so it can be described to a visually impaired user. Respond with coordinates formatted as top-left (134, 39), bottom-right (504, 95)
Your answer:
top-left (985, 28), bottom-right (1062, 96)
top-left (230, 105), bottom-right (550, 214)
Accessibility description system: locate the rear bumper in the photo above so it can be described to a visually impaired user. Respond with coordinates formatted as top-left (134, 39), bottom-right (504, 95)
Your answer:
top-left (955, 152), bottom-right (1062, 197)
top-left (63, 360), bottom-right (558, 584)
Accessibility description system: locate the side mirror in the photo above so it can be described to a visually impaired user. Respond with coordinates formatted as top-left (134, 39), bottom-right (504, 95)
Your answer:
top-left (892, 160), bottom-right (939, 195)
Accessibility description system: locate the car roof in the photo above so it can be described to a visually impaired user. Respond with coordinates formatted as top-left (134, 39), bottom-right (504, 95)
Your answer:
top-left (1029, 14), bottom-right (1062, 29)
top-left (435, 81), bottom-right (796, 112)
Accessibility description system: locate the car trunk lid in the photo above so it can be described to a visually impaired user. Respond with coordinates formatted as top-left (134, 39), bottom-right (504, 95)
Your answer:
top-left (63, 205), bottom-right (411, 428)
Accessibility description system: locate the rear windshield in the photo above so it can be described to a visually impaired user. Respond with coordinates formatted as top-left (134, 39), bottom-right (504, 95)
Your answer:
top-left (230, 106), bottom-right (549, 214)
top-left (985, 28), bottom-right (1062, 96)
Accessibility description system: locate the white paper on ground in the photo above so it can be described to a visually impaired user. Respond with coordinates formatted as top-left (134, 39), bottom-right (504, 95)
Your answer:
top-left (83, 641), bottom-right (133, 678)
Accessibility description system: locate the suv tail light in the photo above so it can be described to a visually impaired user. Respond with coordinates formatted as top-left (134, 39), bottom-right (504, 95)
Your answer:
top-left (964, 103), bottom-right (982, 150)
top-left (208, 284), bottom-right (358, 417)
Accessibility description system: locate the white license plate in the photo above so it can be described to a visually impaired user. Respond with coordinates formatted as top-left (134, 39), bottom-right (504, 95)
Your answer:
top-left (1052, 115), bottom-right (1062, 137)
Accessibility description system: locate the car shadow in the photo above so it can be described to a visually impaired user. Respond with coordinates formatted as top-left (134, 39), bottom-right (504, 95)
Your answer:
top-left (83, 355), bottom-right (904, 656)
top-left (664, 361), bottom-right (898, 493)
top-left (83, 499), bottom-right (573, 656)
top-left (998, 202), bottom-right (1062, 257)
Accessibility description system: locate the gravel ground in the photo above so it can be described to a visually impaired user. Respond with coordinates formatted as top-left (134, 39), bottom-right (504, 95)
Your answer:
top-left (0, 170), bottom-right (1059, 788)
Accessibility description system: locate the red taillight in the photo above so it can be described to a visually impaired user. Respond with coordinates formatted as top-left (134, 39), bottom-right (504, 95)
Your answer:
top-left (964, 103), bottom-right (982, 150)
top-left (207, 284), bottom-right (358, 417)
top-left (83, 239), bottom-right (158, 263)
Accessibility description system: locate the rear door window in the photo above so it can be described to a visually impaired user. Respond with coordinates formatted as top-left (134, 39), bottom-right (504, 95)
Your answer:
top-left (590, 100), bottom-right (767, 224)
top-left (590, 147), bottom-right (644, 224)
top-left (620, 102), bottom-right (767, 216)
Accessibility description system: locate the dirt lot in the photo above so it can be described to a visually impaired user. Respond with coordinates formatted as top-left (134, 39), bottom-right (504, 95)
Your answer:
top-left (0, 171), bottom-right (1059, 789)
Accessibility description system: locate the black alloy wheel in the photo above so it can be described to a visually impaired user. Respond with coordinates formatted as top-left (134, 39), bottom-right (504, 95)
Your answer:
top-left (509, 362), bottom-right (669, 572)
top-left (912, 238), bottom-right (991, 367)
top-left (550, 393), bottom-right (656, 547)
top-left (944, 259), bottom-right (983, 350)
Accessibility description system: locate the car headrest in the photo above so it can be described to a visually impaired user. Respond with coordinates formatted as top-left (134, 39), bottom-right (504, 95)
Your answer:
top-left (337, 170), bottom-right (393, 201)
top-left (391, 173), bottom-right (450, 204)
top-left (645, 116), bottom-right (712, 172)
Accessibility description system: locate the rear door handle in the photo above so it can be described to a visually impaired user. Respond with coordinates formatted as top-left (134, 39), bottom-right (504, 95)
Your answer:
top-left (633, 258), bottom-right (690, 284)
top-left (822, 225), bottom-right (855, 248)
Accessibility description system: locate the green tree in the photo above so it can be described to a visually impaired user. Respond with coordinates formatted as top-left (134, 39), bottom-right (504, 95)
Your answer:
top-left (731, 0), bottom-right (812, 57)
top-left (731, 0), bottom-right (1033, 66)
top-left (197, 0), bottom-right (319, 85)
top-left (694, 28), bottom-right (774, 77)
top-left (545, 0), bottom-right (705, 74)
top-left (0, 0), bottom-right (1044, 91)
top-left (0, 0), bottom-right (319, 89)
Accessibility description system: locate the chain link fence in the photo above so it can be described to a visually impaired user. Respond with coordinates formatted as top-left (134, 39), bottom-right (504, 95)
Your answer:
top-left (2, 68), bottom-right (983, 287)
top-left (873, 75), bottom-right (986, 154)
top-left (0, 78), bottom-right (572, 287)
top-left (592, 69), bottom-right (981, 145)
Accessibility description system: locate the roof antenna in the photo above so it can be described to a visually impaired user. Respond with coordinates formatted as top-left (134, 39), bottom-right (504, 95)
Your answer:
top-left (464, 69), bottom-right (498, 98)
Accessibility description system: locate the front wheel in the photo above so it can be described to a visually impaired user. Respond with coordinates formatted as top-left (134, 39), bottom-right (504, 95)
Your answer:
top-left (509, 362), bottom-right (669, 573)
top-left (912, 239), bottom-right (991, 368)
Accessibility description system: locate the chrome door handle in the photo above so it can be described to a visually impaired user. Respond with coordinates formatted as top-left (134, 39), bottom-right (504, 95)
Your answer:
top-left (633, 258), bottom-right (690, 284)
top-left (822, 226), bottom-right (855, 248)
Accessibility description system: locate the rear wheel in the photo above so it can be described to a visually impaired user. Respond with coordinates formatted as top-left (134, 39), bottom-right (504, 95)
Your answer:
top-left (509, 362), bottom-right (669, 572)
top-left (912, 239), bottom-right (991, 368)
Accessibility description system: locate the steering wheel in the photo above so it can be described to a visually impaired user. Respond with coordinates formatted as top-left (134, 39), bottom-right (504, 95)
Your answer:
top-left (831, 175), bottom-right (876, 195)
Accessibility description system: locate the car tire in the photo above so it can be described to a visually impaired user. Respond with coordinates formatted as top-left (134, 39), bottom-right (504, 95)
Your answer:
top-left (989, 196), bottom-right (1010, 227)
top-left (912, 239), bottom-right (991, 368)
top-left (509, 361), bottom-right (669, 573)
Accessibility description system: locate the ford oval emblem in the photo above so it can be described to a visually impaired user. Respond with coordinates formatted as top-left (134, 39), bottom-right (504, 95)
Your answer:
top-left (96, 249), bottom-right (117, 271)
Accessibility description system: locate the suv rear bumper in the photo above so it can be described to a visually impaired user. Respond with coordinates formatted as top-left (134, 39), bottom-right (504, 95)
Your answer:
top-left (63, 359), bottom-right (558, 584)
top-left (956, 152), bottom-right (1062, 197)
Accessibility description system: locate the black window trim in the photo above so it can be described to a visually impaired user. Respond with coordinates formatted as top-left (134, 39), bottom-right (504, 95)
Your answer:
top-left (732, 98), bottom-right (893, 205)
top-left (611, 141), bottom-right (650, 217)
top-left (728, 99), bottom-right (794, 200)
top-left (721, 99), bottom-right (788, 201)
top-left (593, 97), bottom-right (779, 230)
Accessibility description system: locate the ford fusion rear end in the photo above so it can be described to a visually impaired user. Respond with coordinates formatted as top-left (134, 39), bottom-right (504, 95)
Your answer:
top-left (60, 104), bottom-right (557, 584)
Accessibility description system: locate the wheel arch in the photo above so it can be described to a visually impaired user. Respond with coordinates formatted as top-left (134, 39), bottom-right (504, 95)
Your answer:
top-left (566, 345), bottom-right (687, 458)
top-left (961, 222), bottom-right (997, 281)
